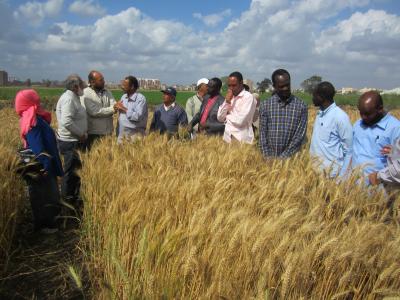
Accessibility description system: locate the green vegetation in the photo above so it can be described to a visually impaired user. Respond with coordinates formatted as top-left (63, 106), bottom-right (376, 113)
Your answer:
top-left (0, 86), bottom-right (399, 109)
top-left (0, 86), bottom-right (195, 107)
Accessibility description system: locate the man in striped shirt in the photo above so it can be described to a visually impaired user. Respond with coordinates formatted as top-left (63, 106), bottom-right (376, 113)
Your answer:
top-left (259, 69), bottom-right (308, 158)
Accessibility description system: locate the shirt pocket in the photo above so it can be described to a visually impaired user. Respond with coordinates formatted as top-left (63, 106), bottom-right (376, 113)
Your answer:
top-left (317, 128), bottom-right (333, 143)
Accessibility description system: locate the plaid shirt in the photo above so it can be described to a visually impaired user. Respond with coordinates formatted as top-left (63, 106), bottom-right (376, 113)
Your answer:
top-left (259, 94), bottom-right (308, 158)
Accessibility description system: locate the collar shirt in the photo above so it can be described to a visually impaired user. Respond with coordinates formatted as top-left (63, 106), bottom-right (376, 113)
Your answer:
top-left (164, 102), bottom-right (176, 111)
top-left (259, 93), bottom-right (308, 158)
top-left (310, 103), bottom-right (353, 177)
top-left (352, 113), bottom-right (400, 176)
top-left (118, 92), bottom-right (148, 130)
top-left (217, 89), bottom-right (257, 144)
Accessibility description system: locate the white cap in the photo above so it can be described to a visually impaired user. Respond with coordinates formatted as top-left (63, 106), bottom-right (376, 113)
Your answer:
top-left (196, 78), bottom-right (209, 87)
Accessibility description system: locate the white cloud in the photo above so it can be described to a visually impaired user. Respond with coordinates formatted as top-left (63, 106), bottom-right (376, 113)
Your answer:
top-left (193, 9), bottom-right (232, 27)
top-left (3, 0), bottom-right (400, 89)
top-left (14, 0), bottom-right (63, 26)
top-left (69, 0), bottom-right (106, 17)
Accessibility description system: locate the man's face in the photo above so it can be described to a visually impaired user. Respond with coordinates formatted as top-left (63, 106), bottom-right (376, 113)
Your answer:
top-left (358, 102), bottom-right (383, 126)
top-left (312, 92), bottom-right (322, 107)
top-left (207, 80), bottom-right (219, 97)
top-left (121, 80), bottom-right (131, 93)
top-left (198, 83), bottom-right (208, 95)
top-left (92, 72), bottom-right (105, 90)
top-left (227, 76), bottom-right (243, 96)
top-left (273, 74), bottom-right (291, 100)
top-left (162, 92), bottom-right (174, 105)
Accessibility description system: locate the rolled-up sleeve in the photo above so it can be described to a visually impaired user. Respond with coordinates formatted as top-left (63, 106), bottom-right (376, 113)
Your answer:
top-left (217, 101), bottom-right (231, 122)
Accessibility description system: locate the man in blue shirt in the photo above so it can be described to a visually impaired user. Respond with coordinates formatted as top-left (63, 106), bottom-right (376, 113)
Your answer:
top-left (115, 75), bottom-right (148, 143)
top-left (310, 81), bottom-right (353, 178)
top-left (352, 91), bottom-right (400, 180)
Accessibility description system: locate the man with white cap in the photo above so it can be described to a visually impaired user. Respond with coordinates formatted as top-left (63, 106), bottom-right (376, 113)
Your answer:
top-left (185, 78), bottom-right (209, 131)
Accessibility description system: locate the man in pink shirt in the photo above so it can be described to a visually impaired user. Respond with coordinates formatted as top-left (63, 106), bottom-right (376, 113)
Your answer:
top-left (217, 71), bottom-right (257, 144)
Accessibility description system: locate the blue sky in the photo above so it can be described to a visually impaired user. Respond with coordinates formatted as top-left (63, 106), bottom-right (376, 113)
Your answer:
top-left (2, 0), bottom-right (400, 89)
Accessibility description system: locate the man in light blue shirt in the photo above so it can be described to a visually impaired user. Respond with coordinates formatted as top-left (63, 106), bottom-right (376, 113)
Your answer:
top-left (310, 81), bottom-right (353, 177)
top-left (115, 75), bottom-right (148, 143)
top-left (352, 91), bottom-right (400, 179)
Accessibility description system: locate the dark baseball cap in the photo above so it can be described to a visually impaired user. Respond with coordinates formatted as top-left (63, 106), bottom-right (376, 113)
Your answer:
top-left (161, 86), bottom-right (177, 97)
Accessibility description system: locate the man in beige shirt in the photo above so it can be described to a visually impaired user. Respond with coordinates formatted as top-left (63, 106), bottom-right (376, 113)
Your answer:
top-left (81, 70), bottom-right (117, 150)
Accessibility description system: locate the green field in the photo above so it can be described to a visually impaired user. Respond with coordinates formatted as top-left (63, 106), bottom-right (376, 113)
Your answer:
top-left (1, 86), bottom-right (399, 109)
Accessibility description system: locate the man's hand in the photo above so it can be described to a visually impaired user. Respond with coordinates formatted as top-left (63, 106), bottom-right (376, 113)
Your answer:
top-left (225, 89), bottom-right (234, 104)
top-left (115, 102), bottom-right (128, 113)
top-left (381, 145), bottom-right (392, 155)
top-left (368, 172), bottom-right (380, 185)
top-left (79, 133), bottom-right (88, 143)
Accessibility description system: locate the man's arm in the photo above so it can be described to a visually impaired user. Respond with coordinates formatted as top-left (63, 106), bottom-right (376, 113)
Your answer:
top-left (83, 93), bottom-right (114, 118)
top-left (338, 114), bottom-right (353, 177)
top-left (258, 102), bottom-right (269, 158)
top-left (178, 109), bottom-right (188, 127)
top-left (126, 97), bottom-right (147, 122)
top-left (217, 101), bottom-right (231, 122)
top-left (280, 104), bottom-right (308, 158)
top-left (226, 94), bottom-right (256, 128)
top-left (185, 97), bottom-right (194, 123)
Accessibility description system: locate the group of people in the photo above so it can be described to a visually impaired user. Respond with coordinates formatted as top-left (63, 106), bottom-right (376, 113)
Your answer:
top-left (14, 68), bottom-right (400, 233)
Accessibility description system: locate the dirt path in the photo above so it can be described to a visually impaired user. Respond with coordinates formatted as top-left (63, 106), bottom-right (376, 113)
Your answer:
top-left (0, 203), bottom-right (90, 299)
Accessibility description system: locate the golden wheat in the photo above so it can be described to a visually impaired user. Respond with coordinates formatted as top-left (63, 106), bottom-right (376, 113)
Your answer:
top-left (0, 109), bottom-right (25, 274)
top-left (80, 107), bottom-right (400, 299)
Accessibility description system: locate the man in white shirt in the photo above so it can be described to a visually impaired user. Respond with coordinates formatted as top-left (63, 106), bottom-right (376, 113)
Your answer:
top-left (217, 71), bottom-right (257, 144)
top-left (56, 74), bottom-right (87, 204)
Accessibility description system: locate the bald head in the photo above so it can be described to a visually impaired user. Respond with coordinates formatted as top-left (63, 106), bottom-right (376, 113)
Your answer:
top-left (88, 70), bottom-right (105, 91)
top-left (358, 91), bottom-right (384, 126)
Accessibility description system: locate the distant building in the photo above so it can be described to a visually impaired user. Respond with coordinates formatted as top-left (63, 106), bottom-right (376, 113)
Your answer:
top-left (0, 70), bottom-right (8, 86)
top-left (341, 87), bottom-right (357, 94)
top-left (138, 78), bottom-right (161, 90)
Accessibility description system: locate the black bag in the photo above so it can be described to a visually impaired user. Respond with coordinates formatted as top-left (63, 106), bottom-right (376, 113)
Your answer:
top-left (16, 149), bottom-right (48, 181)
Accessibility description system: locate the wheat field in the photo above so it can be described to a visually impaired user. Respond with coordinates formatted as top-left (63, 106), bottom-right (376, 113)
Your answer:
top-left (1, 106), bottom-right (400, 298)
top-left (0, 109), bottom-right (25, 275)
top-left (80, 108), bottom-right (400, 299)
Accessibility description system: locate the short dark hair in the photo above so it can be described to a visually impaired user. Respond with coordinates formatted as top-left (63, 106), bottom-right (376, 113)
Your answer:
top-left (229, 71), bottom-right (243, 83)
top-left (210, 77), bottom-right (222, 90)
top-left (315, 81), bottom-right (336, 102)
top-left (125, 76), bottom-right (139, 90)
top-left (271, 69), bottom-right (290, 86)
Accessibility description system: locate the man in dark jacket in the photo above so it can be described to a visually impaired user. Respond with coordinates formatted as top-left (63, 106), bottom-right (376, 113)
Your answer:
top-left (188, 77), bottom-right (225, 136)
top-left (150, 87), bottom-right (188, 135)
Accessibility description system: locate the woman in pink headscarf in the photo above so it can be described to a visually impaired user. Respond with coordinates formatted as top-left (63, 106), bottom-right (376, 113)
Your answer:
top-left (15, 89), bottom-right (63, 234)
